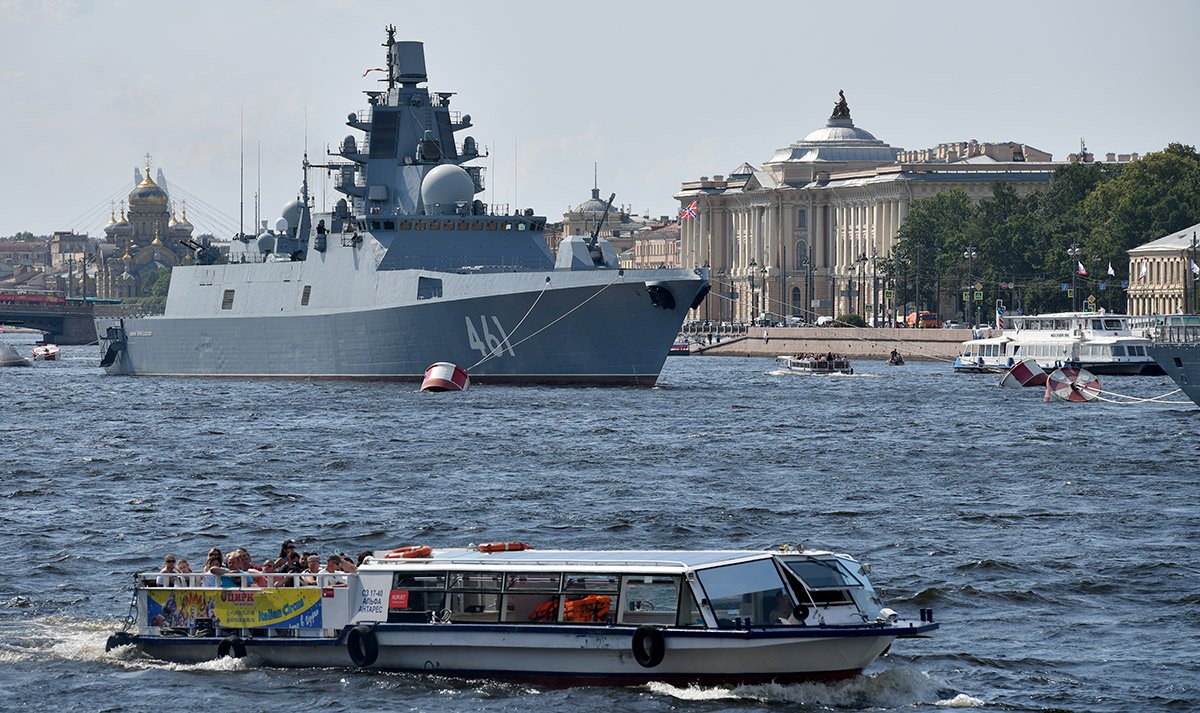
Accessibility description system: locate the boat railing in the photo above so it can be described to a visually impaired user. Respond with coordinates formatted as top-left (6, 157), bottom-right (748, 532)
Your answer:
top-left (1153, 322), bottom-right (1200, 344)
top-left (138, 571), bottom-right (353, 589)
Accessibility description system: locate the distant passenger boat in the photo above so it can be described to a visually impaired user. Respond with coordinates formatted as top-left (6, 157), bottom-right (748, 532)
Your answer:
top-left (668, 342), bottom-right (691, 356)
top-left (105, 544), bottom-right (936, 685)
top-left (953, 312), bottom-right (1162, 375)
top-left (776, 355), bottom-right (853, 375)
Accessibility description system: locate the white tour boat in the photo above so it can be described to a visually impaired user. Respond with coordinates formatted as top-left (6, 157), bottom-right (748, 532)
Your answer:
top-left (952, 312), bottom-right (1163, 375)
top-left (106, 544), bottom-right (936, 685)
top-left (775, 355), bottom-right (854, 375)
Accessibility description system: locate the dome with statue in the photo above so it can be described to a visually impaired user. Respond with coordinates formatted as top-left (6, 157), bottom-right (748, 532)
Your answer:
top-left (767, 90), bottom-right (900, 167)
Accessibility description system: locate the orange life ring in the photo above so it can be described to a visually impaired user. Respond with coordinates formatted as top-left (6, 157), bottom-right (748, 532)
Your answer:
top-left (478, 541), bottom-right (533, 554)
top-left (383, 545), bottom-right (432, 559)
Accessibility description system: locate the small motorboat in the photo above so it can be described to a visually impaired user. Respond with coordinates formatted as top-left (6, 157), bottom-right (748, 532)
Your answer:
top-left (32, 344), bottom-right (60, 361)
top-left (887, 352), bottom-right (905, 366)
top-left (668, 342), bottom-right (691, 356)
top-left (776, 355), bottom-right (853, 375)
top-left (1, 343), bottom-right (32, 367)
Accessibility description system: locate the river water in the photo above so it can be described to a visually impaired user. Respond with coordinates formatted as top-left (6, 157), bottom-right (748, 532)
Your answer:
top-left (1, 334), bottom-right (1197, 712)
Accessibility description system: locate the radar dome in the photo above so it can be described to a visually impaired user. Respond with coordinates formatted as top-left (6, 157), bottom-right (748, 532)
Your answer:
top-left (274, 217), bottom-right (289, 233)
top-left (420, 164), bottom-right (475, 215)
top-left (280, 198), bottom-right (304, 233)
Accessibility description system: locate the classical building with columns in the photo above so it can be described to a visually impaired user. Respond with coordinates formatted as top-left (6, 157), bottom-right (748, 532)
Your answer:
top-left (676, 92), bottom-right (1060, 324)
top-left (1127, 222), bottom-right (1200, 314)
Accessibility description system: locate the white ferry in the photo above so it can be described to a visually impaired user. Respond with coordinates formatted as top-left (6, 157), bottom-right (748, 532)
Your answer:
top-left (952, 312), bottom-right (1163, 375)
top-left (775, 354), bottom-right (854, 375)
top-left (106, 544), bottom-right (936, 685)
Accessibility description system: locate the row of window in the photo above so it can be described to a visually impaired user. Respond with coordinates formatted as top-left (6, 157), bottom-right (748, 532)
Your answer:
top-left (365, 219), bottom-right (543, 233)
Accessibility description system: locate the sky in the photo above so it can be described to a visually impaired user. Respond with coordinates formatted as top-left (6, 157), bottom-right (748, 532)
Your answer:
top-left (1, 0), bottom-right (1197, 239)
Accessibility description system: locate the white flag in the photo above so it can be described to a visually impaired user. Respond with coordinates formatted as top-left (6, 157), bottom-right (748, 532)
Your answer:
top-left (1192, 259), bottom-right (1199, 276)
top-left (1107, 261), bottom-right (1115, 276)
top-left (1138, 262), bottom-right (1147, 280)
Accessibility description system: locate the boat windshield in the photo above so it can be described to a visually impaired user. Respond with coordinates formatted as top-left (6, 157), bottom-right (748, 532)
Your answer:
top-left (696, 558), bottom-right (789, 627)
top-left (783, 559), bottom-right (862, 606)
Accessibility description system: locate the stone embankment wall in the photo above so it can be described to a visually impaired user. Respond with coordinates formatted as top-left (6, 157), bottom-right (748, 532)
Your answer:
top-left (692, 327), bottom-right (964, 361)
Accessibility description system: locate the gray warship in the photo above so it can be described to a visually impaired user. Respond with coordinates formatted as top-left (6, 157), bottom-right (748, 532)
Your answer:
top-left (95, 27), bottom-right (708, 385)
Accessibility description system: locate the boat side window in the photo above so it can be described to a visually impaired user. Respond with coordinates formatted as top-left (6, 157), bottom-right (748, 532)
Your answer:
top-left (399, 220), bottom-right (413, 230)
top-left (387, 572), bottom-right (446, 623)
top-left (1092, 319), bottom-right (1104, 330)
top-left (486, 221), bottom-right (498, 230)
top-left (1130, 345), bottom-right (1145, 356)
top-left (1104, 319), bottom-right (1123, 331)
top-left (447, 572), bottom-right (502, 623)
top-left (415, 221), bottom-right (426, 231)
top-left (430, 221), bottom-right (441, 231)
top-left (301, 285), bottom-right (311, 306)
top-left (695, 558), bottom-right (789, 628)
top-left (1112, 345), bottom-right (1126, 356)
top-left (517, 222), bottom-right (527, 231)
top-left (503, 222), bottom-right (514, 231)
top-left (383, 220), bottom-right (395, 231)
top-left (784, 559), bottom-right (860, 607)
top-left (443, 220), bottom-right (455, 231)
top-left (562, 574), bottom-right (618, 624)
top-left (470, 221), bottom-right (484, 231)
top-left (502, 573), bottom-right (562, 623)
top-left (221, 290), bottom-right (235, 310)
top-left (618, 575), bottom-right (680, 626)
top-left (1054, 319), bottom-right (1068, 330)
top-left (417, 277), bottom-right (443, 300)
top-left (457, 221), bottom-right (469, 231)
top-left (370, 221), bottom-right (382, 230)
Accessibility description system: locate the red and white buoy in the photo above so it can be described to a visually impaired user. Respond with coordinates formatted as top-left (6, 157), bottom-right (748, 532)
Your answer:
top-left (999, 357), bottom-right (1049, 388)
top-left (420, 362), bottom-right (470, 392)
top-left (1044, 367), bottom-right (1100, 402)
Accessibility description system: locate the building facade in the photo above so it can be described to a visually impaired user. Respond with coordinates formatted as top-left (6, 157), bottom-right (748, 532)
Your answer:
top-left (1127, 222), bottom-right (1200, 314)
top-left (676, 92), bottom-right (1062, 324)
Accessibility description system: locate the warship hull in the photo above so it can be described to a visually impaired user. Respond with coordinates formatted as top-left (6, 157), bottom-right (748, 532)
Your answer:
top-left (96, 270), bottom-right (705, 385)
top-left (1147, 342), bottom-right (1200, 405)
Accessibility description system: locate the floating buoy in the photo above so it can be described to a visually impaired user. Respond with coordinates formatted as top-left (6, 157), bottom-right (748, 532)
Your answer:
top-left (420, 362), bottom-right (470, 392)
top-left (1044, 367), bottom-right (1100, 402)
top-left (999, 357), bottom-right (1048, 388)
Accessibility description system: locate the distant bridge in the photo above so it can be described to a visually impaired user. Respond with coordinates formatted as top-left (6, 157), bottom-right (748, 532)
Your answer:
top-left (0, 302), bottom-right (98, 345)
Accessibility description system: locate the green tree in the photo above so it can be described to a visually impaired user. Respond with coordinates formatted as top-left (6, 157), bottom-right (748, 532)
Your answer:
top-left (889, 189), bottom-right (976, 316)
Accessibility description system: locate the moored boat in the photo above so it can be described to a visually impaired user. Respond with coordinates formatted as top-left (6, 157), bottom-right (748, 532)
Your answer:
top-left (953, 312), bottom-right (1162, 375)
top-left (668, 341), bottom-right (691, 356)
top-left (776, 354), bottom-right (853, 375)
top-left (93, 27), bottom-right (708, 386)
top-left (106, 544), bottom-right (936, 685)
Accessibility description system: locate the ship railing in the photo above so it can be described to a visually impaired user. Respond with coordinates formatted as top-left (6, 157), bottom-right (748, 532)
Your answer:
top-left (1152, 321), bottom-right (1200, 344)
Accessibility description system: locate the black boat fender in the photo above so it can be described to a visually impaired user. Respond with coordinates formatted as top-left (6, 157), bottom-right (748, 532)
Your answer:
top-left (217, 634), bottom-right (247, 659)
top-left (632, 625), bottom-right (666, 668)
top-left (347, 624), bottom-right (379, 668)
top-left (105, 631), bottom-right (134, 652)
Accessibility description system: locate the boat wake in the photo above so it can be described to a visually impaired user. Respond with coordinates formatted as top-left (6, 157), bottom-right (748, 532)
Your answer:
top-left (0, 615), bottom-right (251, 672)
top-left (645, 665), bottom-right (960, 708)
top-left (767, 369), bottom-right (880, 378)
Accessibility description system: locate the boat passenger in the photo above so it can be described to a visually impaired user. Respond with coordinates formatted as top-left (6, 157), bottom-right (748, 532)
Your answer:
top-left (281, 550), bottom-right (304, 574)
top-left (768, 592), bottom-right (794, 624)
top-left (202, 549), bottom-right (223, 587)
top-left (261, 559), bottom-right (286, 587)
top-left (320, 555), bottom-right (351, 585)
top-left (275, 539), bottom-right (296, 569)
top-left (299, 554), bottom-right (321, 586)
top-left (156, 554), bottom-right (178, 587)
top-left (176, 558), bottom-right (192, 587)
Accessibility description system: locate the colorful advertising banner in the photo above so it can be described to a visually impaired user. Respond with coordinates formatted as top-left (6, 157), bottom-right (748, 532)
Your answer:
top-left (146, 588), bottom-right (322, 629)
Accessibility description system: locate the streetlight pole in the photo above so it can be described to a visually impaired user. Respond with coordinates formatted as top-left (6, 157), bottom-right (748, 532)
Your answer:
top-left (748, 258), bottom-right (758, 324)
top-left (760, 265), bottom-right (768, 324)
top-left (963, 247), bottom-right (978, 325)
top-left (870, 251), bottom-right (878, 328)
top-left (1067, 242), bottom-right (1083, 312)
